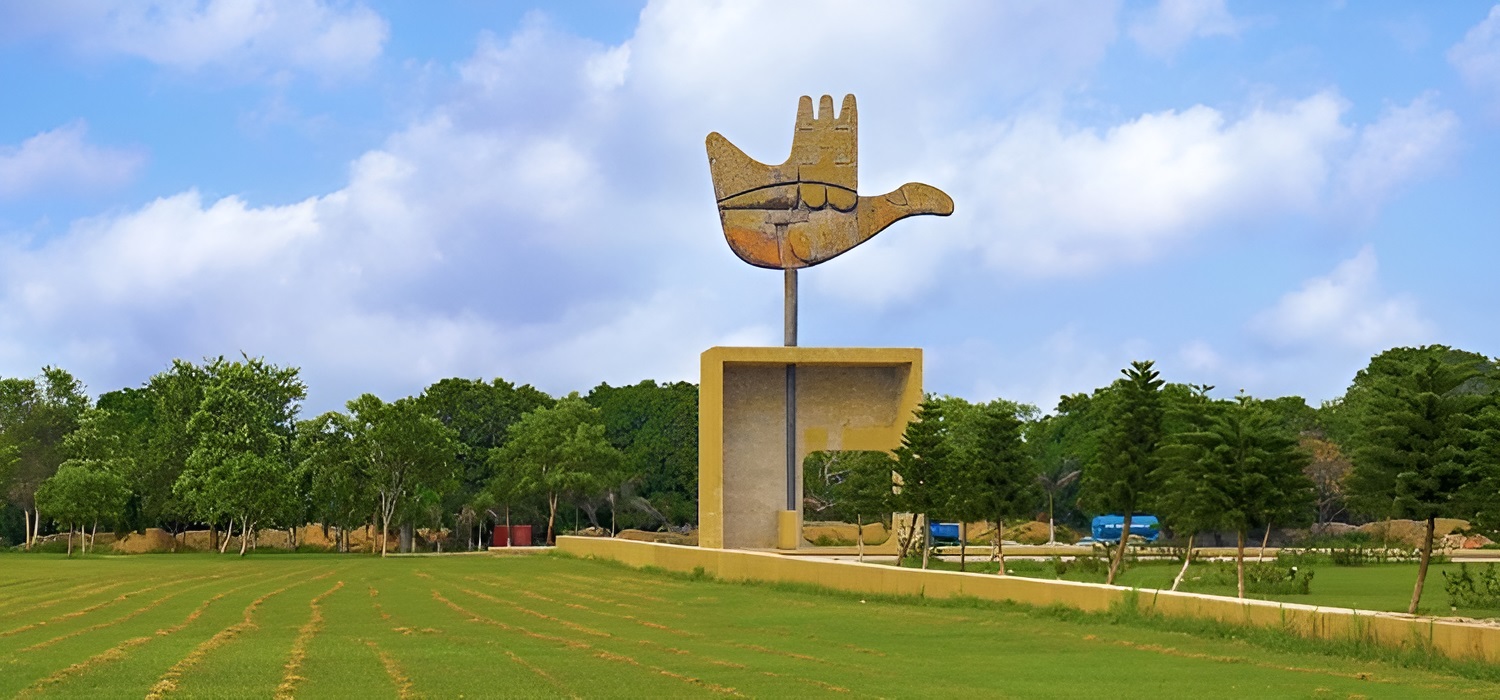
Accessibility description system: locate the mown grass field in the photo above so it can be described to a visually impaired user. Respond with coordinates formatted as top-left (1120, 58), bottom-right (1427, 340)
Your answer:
top-left (2, 553), bottom-right (1499, 698)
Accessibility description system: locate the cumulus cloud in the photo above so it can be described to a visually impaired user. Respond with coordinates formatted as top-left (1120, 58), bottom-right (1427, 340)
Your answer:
top-left (1449, 5), bottom-right (1500, 106)
top-left (1248, 247), bottom-right (1431, 351)
top-left (1, 0), bottom-right (388, 78)
top-left (0, 122), bottom-right (145, 198)
top-left (1128, 0), bottom-right (1241, 58)
top-left (0, 2), bottom-right (1465, 410)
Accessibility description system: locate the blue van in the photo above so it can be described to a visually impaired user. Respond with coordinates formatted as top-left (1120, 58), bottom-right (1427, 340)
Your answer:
top-left (1090, 515), bottom-right (1161, 543)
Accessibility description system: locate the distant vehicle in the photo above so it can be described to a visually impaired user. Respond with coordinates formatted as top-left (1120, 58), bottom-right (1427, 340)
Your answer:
top-left (1090, 515), bottom-right (1161, 543)
top-left (928, 522), bottom-right (961, 543)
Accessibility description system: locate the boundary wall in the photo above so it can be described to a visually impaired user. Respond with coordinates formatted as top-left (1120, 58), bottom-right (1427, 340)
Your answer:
top-left (557, 536), bottom-right (1500, 664)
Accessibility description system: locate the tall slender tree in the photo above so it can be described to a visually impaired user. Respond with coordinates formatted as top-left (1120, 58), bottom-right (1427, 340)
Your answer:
top-left (893, 398), bottom-right (949, 569)
top-left (1082, 361), bottom-right (1165, 585)
top-left (1345, 346), bottom-right (1496, 614)
top-left (942, 399), bottom-right (1035, 574)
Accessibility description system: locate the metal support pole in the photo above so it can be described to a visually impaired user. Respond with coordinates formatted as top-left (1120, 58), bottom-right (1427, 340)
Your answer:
top-left (784, 268), bottom-right (797, 512)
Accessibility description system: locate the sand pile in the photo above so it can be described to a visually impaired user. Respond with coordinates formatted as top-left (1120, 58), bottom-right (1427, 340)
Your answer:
top-left (1356, 519), bottom-right (1471, 548)
top-left (803, 521), bottom-right (889, 545)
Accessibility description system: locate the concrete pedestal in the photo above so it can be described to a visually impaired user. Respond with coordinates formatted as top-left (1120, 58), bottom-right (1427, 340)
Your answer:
top-left (698, 347), bottom-right (922, 550)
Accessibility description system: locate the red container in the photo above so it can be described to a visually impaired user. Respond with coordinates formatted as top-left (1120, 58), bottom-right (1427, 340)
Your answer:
top-left (492, 525), bottom-right (510, 547)
top-left (511, 525), bottom-right (533, 547)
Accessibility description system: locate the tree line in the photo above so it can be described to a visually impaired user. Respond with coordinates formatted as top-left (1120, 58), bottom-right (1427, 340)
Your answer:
top-left (0, 356), bottom-right (697, 556)
top-left (4, 344), bottom-right (1498, 613)
top-left (800, 345), bottom-right (1500, 614)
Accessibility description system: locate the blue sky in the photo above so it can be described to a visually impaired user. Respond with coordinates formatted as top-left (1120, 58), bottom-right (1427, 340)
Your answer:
top-left (2, 1), bottom-right (1498, 414)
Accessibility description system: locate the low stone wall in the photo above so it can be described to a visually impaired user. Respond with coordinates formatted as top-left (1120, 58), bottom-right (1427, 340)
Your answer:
top-left (556, 536), bottom-right (1500, 664)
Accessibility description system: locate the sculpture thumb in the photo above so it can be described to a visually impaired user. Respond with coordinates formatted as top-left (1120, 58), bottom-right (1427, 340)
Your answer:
top-left (856, 183), bottom-right (955, 241)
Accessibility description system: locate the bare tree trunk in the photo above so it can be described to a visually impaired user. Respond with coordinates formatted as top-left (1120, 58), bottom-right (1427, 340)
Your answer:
top-left (1258, 523), bottom-right (1272, 563)
top-left (996, 518), bottom-right (1006, 576)
top-left (1171, 532), bottom-right (1196, 592)
top-left (239, 517), bottom-right (251, 556)
top-left (220, 519), bottom-right (234, 554)
top-left (89, 519), bottom-right (98, 555)
top-left (22, 509), bottom-right (32, 552)
top-left (31, 499), bottom-right (42, 550)
top-left (1107, 512), bottom-right (1134, 585)
top-left (208, 523), bottom-right (215, 553)
top-left (547, 493), bottom-right (558, 545)
top-left (894, 514), bottom-right (917, 566)
top-left (1408, 516), bottom-right (1436, 615)
top-left (959, 522), bottom-right (967, 572)
top-left (1236, 529), bottom-right (1246, 599)
top-left (856, 513), bottom-right (865, 563)
top-left (66, 525), bottom-right (73, 556)
top-left (506, 505), bottom-right (512, 547)
top-left (921, 515), bottom-right (932, 570)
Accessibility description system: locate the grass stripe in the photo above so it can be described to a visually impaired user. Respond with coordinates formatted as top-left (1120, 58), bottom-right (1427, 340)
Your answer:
top-left (274, 579), bottom-right (345, 700)
top-left (144, 570), bottom-right (335, 700)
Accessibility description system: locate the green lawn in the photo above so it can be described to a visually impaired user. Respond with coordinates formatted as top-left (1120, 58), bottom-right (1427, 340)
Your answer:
top-left (919, 555), bottom-right (1500, 618)
top-left (1, 552), bottom-right (1496, 698)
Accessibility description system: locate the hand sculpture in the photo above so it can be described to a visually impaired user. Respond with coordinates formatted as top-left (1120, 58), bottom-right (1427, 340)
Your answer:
top-left (706, 94), bottom-right (953, 270)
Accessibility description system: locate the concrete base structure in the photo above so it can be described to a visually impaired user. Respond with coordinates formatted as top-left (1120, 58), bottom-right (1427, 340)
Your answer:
top-left (558, 536), bottom-right (1500, 664)
top-left (698, 346), bottom-right (921, 550)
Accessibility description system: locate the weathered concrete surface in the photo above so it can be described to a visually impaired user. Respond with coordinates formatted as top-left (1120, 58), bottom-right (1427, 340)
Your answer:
top-left (699, 346), bottom-right (921, 550)
top-left (706, 94), bottom-right (953, 269)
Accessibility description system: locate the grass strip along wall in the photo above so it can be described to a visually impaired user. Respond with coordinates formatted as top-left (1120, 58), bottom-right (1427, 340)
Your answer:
top-left (556, 536), bottom-right (1500, 664)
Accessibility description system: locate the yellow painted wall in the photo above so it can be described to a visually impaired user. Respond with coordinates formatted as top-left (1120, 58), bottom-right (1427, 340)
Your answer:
top-left (557, 536), bottom-right (1500, 664)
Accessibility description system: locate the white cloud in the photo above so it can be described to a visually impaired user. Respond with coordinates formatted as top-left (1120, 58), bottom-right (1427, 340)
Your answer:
top-left (1128, 0), bottom-right (1241, 58)
top-left (1248, 247), bottom-right (1431, 351)
top-left (0, 3), bottom-right (1468, 412)
top-left (1337, 94), bottom-right (1458, 208)
top-left (1449, 5), bottom-right (1500, 105)
top-left (2, 0), bottom-right (388, 78)
top-left (0, 122), bottom-right (145, 198)
top-left (957, 94), bottom-right (1347, 277)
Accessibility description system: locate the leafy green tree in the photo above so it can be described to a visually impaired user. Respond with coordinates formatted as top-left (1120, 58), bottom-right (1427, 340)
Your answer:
top-left (893, 398), bottom-right (949, 569)
top-left (1081, 360), bottom-right (1165, 585)
top-left (497, 394), bottom-right (623, 544)
top-left (175, 357), bottom-right (306, 555)
top-left (1028, 389), bottom-right (1114, 532)
top-left (35, 462), bottom-right (128, 555)
top-left (295, 411), bottom-right (374, 552)
top-left (840, 451), bottom-right (896, 562)
top-left (420, 377), bottom-right (553, 538)
top-left (1172, 396), bottom-right (1313, 597)
top-left (347, 394), bottom-right (461, 556)
top-left (134, 361), bottom-right (211, 547)
top-left (0, 367), bottom-right (90, 550)
top-left (1154, 384), bottom-right (1222, 590)
top-left (1344, 345), bottom-right (1497, 613)
top-left (586, 381), bottom-right (698, 527)
top-left (959, 400), bottom-right (1036, 574)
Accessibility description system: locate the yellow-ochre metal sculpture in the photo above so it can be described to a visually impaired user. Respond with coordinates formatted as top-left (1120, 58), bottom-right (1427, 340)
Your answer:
top-left (706, 94), bottom-right (954, 270)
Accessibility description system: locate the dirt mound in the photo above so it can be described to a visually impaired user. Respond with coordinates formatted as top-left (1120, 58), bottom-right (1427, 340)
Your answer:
top-left (112, 528), bottom-right (179, 554)
top-left (616, 529), bottom-right (697, 546)
top-left (1357, 519), bottom-right (1470, 548)
top-left (802, 521), bottom-right (889, 546)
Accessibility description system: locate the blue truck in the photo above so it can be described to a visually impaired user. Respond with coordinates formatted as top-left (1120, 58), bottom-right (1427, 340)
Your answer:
top-left (1089, 515), bottom-right (1161, 543)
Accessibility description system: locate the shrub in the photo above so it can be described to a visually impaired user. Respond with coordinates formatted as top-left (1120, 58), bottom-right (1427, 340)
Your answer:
top-left (1443, 564), bottom-right (1500, 610)
top-left (1187, 561), bottom-right (1314, 595)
